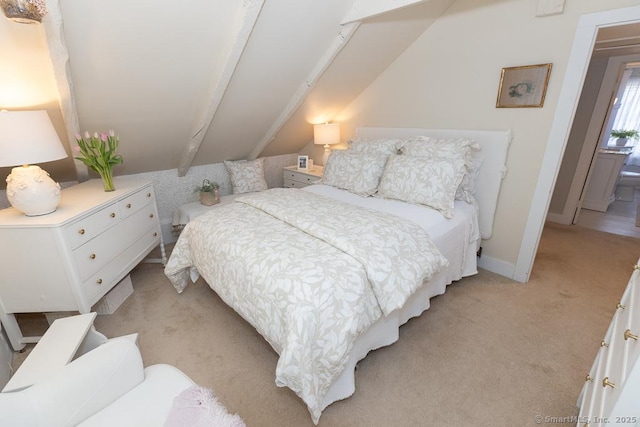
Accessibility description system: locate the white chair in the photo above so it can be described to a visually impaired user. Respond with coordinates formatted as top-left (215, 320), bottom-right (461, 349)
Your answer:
top-left (0, 338), bottom-right (195, 426)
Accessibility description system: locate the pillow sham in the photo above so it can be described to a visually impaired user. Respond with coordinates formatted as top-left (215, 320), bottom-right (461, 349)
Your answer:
top-left (455, 157), bottom-right (483, 203)
top-left (377, 154), bottom-right (467, 218)
top-left (401, 136), bottom-right (482, 203)
top-left (401, 136), bottom-right (480, 161)
top-left (224, 158), bottom-right (268, 195)
top-left (321, 150), bottom-right (389, 197)
top-left (347, 137), bottom-right (405, 156)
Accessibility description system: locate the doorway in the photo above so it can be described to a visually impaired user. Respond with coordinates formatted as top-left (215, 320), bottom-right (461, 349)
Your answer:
top-left (514, 7), bottom-right (640, 283)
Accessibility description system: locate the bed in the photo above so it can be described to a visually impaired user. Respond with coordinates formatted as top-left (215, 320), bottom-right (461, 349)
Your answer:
top-left (164, 127), bottom-right (511, 424)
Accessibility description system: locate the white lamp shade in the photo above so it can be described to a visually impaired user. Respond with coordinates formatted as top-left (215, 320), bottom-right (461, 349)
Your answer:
top-left (313, 123), bottom-right (340, 146)
top-left (0, 110), bottom-right (67, 216)
top-left (0, 110), bottom-right (67, 167)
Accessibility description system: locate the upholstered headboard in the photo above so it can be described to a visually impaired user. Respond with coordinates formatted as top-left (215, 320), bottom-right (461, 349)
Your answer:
top-left (355, 127), bottom-right (512, 240)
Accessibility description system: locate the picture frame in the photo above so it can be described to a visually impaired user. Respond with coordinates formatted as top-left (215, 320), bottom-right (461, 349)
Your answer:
top-left (297, 155), bottom-right (309, 171)
top-left (496, 63), bottom-right (552, 108)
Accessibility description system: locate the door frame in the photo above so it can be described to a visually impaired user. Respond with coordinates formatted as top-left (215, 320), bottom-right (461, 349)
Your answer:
top-left (513, 6), bottom-right (640, 283)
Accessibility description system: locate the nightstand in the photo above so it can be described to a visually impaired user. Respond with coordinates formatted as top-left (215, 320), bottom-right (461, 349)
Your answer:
top-left (283, 165), bottom-right (324, 188)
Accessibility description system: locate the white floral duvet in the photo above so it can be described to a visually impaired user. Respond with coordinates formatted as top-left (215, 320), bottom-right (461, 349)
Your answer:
top-left (164, 188), bottom-right (448, 423)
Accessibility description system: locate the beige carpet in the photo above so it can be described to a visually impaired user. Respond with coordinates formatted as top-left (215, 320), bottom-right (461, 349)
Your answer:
top-left (13, 222), bottom-right (640, 426)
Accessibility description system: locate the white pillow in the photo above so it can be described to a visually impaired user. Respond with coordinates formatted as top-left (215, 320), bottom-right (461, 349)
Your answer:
top-left (321, 150), bottom-right (389, 196)
top-left (224, 159), bottom-right (268, 195)
top-left (455, 157), bottom-right (483, 203)
top-left (401, 136), bottom-right (481, 203)
top-left (401, 136), bottom-right (479, 160)
top-left (377, 154), bottom-right (467, 218)
top-left (347, 137), bottom-right (404, 155)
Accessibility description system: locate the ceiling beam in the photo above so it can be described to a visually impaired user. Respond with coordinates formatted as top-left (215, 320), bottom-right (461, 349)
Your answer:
top-left (341, 0), bottom-right (429, 24)
top-left (43, 0), bottom-right (87, 181)
top-left (248, 22), bottom-right (360, 160)
top-left (177, 0), bottom-right (265, 177)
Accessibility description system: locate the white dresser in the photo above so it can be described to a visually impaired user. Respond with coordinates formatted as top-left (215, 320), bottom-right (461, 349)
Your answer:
top-left (0, 178), bottom-right (164, 351)
top-left (577, 261), bottom-right (640, 426)
top-left (283, 165), bottom-right (323, 188)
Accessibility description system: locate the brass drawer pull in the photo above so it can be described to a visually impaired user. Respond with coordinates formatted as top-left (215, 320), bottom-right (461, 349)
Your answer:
top-left (149, 213), bottom-right (154, 218)
top-left (617, 302), bottom-right (626, 310)
top-left (147, 192), bottom-right (151, 197)
top-left (624, 329), bottom-right (638, 341)
top-left (153, 232), bottom-right (158, 237)
top-left (586, 374), bottom-right (594, 382)
top-left (78, 229), bottom-right (85, 235)
top-left (634, 264), bottom-right (639, 270)
top-left (110, 212), bottom-right (116, 218)
top-left (90, 254), bottom-right (96, 260)
top-left (126, 203), bottom-right (131, 208)
top-left (602, 377), bottom-right (615, 388)
top-left (600, 341), bottom-right (609, 347)
top-left (96, 279), bottom-right (102, 285)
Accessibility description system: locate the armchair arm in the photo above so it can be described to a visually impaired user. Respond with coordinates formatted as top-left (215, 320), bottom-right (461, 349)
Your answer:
top-left (0, 339), bottom-right (145, 427)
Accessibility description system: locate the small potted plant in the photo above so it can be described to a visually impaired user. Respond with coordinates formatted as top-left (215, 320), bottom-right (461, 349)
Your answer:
top-left (611, 129), bottom-right (640, 147)
top-left (196, 179), bottom-right (220, 206)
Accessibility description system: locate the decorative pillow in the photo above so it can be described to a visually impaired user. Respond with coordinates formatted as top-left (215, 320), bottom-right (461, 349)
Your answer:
top-left (321, 150), bottom-right (389, 196)
top-left (377, 154), bottom-right (467, 218)
top-left (224, 159), bottom-right (268, 195)
top-left (347, 137), bottom-right (405, 155)
top-left (401, 136), bottom-right (480, 161)
top-left (164, 385), bottom-right (246, 427)
top-left (455, 157), bottom-right (483, 203)
top-left (401, 136), bottom-right (482, 203)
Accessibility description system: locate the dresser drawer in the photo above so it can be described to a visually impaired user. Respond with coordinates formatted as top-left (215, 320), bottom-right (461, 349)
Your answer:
top-left (72, 205), bottom-right (158, 280)
top-left (118, 186), bottom-right (155, 219)
top-left (64, 204), bottom-right (120, 250)
top-left (284, 178), bottom-right (309, 188)
top-left (84, 224), bottom-right (160, 303)
top-left (284, 169), bottom-right (320, 185)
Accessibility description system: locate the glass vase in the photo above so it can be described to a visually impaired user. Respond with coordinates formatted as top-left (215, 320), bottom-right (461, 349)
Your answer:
top-left (97, 168), bottom-right (115, 192)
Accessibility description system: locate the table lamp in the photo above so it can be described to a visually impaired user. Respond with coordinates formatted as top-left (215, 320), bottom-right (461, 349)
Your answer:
top-left (0, 110), bottom-right (68, 216)
top-left (314, 123), bottom-right (340, 165)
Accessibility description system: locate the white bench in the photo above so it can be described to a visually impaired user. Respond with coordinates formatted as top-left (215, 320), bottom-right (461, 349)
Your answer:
top-left (171, 194), bottom-right (240, 234)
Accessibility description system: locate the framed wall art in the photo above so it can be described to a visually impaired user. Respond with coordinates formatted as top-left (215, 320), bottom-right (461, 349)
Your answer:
top-left (496, 63), bottom-right (552, 108)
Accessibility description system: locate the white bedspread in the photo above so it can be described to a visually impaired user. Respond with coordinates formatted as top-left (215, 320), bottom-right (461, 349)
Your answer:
top-left (164, 188), bottom-right (448, 423)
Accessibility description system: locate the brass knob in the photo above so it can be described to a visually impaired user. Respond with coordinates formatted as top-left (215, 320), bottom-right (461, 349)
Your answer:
top-left (624, 329), bottom-right (638, 341)
top-left (90, 254), bottom-right (96, 260)
top-left (617, 302), bottom-right (626, 310)
top-left (149, 213), bottom-right (154, 218)
top-left (153, 232), bottom-right (158, 237)
top-left (110, 212), bottom-right (116, 218)
top-left (147, 192), bottom-right (151, 197)
top-left (78, 228), bottom-right (85, 235)
top-left (603, 377), bottom-right (615, 388)
top-left (601, 341), bottom-right (609, 347)
top-left (96, 279), bottom-right (102, 285)
top-left (586, 374), bottom-right (594, 382)
top-left (126, 203), bottom-right (131, 208)
top-left (634, 264), bottom-right (639, 270)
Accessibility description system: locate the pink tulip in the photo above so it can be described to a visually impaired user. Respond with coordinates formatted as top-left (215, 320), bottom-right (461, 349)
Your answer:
top-left (72, 146), bottom-right (81, 153)
top-left (101, 132), bottom-right (108, 142)
top-left (109, 130), bottom-right (115, 137)
top-left (84, 131), bottom-right (90, 139)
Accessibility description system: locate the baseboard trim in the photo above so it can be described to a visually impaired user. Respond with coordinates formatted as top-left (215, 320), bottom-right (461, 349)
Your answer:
top-left (478, 255), bottom-right (520, 283)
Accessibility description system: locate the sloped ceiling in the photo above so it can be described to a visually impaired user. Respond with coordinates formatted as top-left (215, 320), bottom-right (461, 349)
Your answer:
top-left (60, 0), bottom-right (457, 177)
top-left (1, 0), bottom-right (457, 184)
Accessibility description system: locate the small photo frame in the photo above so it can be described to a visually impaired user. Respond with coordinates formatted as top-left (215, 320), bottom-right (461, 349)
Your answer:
top-left (496, 63), bottom-right (552, 108)
top-left (297, 155), bottom-right (309, 171)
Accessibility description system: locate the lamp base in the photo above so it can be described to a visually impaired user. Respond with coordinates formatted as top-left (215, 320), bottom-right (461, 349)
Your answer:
top-left (322, 144), bottom-right (331, 166)
top-left (6, 165), bottom-right (61, 216)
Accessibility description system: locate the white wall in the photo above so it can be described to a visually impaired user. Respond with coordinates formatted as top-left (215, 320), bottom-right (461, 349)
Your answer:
top-left (336, 0), bottom-right (640, 274)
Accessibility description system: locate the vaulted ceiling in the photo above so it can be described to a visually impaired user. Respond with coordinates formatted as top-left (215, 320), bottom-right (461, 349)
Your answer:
top-left (4, 0), bottom-right (636, 186)
top-left (0, 0), bottom-right (456, 185)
